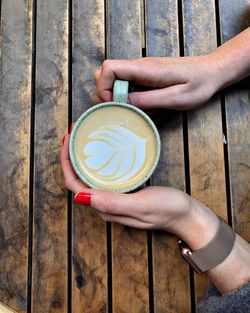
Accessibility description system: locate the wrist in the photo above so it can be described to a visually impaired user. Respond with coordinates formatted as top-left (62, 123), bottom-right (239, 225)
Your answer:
top-left (173, 198), bottom-right (219, 250)
top-left (208, 27), bottom-right (250, 90)
top-left (207, 51), bottom-right (239, 90)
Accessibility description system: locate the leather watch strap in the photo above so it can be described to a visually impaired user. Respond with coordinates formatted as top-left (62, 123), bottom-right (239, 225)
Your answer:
top-left (178, 217), bottom-right (236, 273)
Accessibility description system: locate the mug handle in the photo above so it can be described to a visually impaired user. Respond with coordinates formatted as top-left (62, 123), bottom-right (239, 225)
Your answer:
top-left (113, 80), bottom-right (129, 103)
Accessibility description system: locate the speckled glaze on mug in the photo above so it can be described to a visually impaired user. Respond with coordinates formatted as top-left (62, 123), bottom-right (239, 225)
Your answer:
top-left (69, 80), bottom-right (161, 193)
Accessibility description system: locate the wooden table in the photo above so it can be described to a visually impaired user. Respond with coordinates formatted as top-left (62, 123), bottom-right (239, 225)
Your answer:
top-left (1, 0), bottom-right (249, 312)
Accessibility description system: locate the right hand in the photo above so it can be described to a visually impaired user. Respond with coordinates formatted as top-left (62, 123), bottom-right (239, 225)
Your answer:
top-left (94, 55), bottom-right (223, 110)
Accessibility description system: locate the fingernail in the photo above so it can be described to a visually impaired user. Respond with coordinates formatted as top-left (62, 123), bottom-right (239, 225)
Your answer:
top-left (69, 123), bottom-right (74, 134)
top-left (62, 135), bottom-right (66, 145)
top-left (74, 192), bottom-right (91, 206)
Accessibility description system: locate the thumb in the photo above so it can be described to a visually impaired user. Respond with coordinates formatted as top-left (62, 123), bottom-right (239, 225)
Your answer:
top-left (74, 189), bottom-right (139, 217)
top-left (129, 84), bottom-right (187, 110)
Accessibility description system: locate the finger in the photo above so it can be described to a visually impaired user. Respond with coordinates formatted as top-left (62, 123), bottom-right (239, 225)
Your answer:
top-left (74, 189), bottom-right (144, 218)
top-left (94, 69), bottom-right (107, 103)
top-left (94, 68), bottom-right (101, 84)
top-left (128, 84), bottom-right (190, 110)
top-left (96, 59), bottom-right (166, 102)
top-left (98, 213), bottom-right (153, 229)
top-left (60, 134), bottom-right (87, 193)
top-left (69, 122), bottom-right (75, 134)
top-left (60, 134), bottom-right (70, 163)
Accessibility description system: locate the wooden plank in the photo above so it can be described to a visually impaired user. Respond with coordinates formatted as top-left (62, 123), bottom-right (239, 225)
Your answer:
top-left (31, 0), bottom-right (68, 312)
top-left (0, 1), bottom-right (32, 312)
top-left (218, 0), bottom-right (250, 240)
top-left (140, 0), bottom-right (145, 49)
top-left (72, 1), bottom-right (107, 312)
top-left (145, 0), bottom-right (191, 312)
top-left (107, 1), bottom-right (149, 312)
top-left (107, 0), bottom-right (142, 60)
top-left (182, 0), bottom-right (228, 303)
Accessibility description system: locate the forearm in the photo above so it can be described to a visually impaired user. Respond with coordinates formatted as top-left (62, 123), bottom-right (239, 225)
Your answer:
top-left (175, 199), bottom-right (250, 294)
top-left (209, 27), bottom-right (250, 89)
top-left (208, 234), bottom-right (250, 293)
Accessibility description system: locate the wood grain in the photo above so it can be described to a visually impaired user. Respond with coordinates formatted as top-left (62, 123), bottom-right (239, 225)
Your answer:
top-left (218, 0), bottom-right (250, 240)
top-left (107, 1), bottom-right (149, 312)
top-left (146, 0), bottom-right (191, 312)
top-left (72, 1), bottom-right (107, 312)
top-left (140, 0), bottom-right (145, 49)
top-left (107, 0), bottom-right (142, 60)
top-left (1, 1), bottom-right (248, 312)
top-left (182, 0), bottom-right (228, 303)
top-left (32, 0), bottom-right (68, 312)
top-left (0, 1), bottom-right (32, 312)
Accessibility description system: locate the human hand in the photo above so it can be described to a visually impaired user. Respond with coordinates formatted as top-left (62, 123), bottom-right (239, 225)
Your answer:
top-left (61, 134), bottom-right (250, 295)
top-left (61, 134), bottom-right (218, 249)
top-left (94, 55), bottom-right (223, 110)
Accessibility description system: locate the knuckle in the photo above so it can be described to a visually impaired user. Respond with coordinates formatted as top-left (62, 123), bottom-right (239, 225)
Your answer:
top-left (102, 59), bottom-right (113, 70)
top-left (131, 93), bottom-right (143, 106)
top-left (99, 90), bottom-right (107, 100)
top-left (102, 198), bottom-right (113, 215)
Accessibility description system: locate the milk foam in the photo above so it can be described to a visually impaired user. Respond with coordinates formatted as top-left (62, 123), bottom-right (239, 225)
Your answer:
top-left (83, 126), bottom-right (146, 183)
top-left (73, 105), bottom-right (159, 191)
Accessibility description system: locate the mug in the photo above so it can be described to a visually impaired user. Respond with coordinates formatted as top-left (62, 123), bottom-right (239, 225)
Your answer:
top-left (69, 80), bottom-right (161, 193)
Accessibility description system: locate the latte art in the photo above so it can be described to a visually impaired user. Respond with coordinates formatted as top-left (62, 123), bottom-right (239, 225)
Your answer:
top-left (71, 104), bottom-right (160, 192)
top-left (83, 126), bottom-right (146, 183)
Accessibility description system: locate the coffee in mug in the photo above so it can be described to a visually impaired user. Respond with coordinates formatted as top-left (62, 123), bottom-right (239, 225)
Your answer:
top-left (70, 80), bottom-right (160, 193)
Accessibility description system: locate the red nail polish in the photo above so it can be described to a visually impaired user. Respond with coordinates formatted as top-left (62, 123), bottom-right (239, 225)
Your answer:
top-left (74, 192), bottom-right (91, 206)
top-left (69, 123), bottom-right (74, 134)
top-left (62, 135), bottom-right (66, 145)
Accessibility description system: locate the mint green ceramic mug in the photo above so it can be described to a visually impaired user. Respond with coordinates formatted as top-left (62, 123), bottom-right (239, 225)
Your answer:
top-left (69, 80), bottom-right (161, 193)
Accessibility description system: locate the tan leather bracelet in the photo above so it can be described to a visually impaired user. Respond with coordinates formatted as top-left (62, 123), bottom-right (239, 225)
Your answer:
top-left (177, 217), bottom-right (236, 274)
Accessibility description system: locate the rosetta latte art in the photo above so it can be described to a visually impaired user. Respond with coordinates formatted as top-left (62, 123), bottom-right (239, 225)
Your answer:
top-left (83, 126), bottom-right (146, 183)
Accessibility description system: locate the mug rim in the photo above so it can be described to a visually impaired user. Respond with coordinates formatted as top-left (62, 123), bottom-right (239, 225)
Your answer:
top-left (69, 101), bottom-right (161, 193)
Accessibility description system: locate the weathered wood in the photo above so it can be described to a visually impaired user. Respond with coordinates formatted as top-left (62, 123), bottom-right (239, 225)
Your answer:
top-left (218, 0), bottom-right (250, 240)
top-left (107, 0), bottom-right (142, 60)
top-left (182, 0), bottom-right (228, 303)
top-left (72, 208), bottom-right (107, 313)
top-left (146, 0), bottom-right (191, 312)
top-left (72, 1), bottom-right (107, 312)
top-left (1, 1), bottom-right (248, 312)
top-left (140, 0), bottom-right (145, 49)
top-left (146, 0), bottom-right (179, 59)
top-left (0, 1), bottom-right (32, 312)
top-left (107, 1), bottom-right (149, 312)
top-left (32, 0), bottom-right (68, 312)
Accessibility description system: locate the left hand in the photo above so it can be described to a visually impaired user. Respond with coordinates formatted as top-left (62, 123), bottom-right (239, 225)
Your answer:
top-left (61, 134), bottom-right (250, 295)
top-left (60, 134), bottom-right (218, 248)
